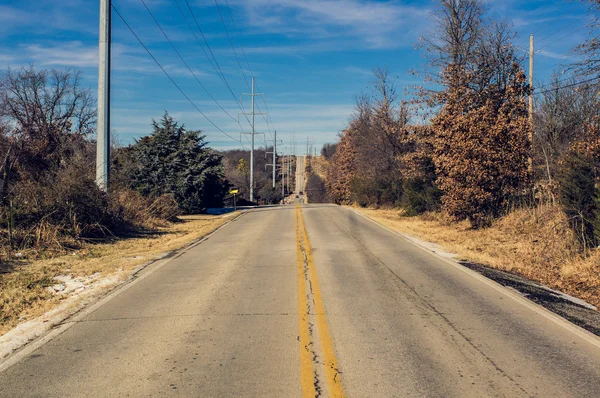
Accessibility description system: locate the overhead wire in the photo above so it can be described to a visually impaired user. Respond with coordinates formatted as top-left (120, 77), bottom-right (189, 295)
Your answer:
top-left (181, 0), bottom-right (267, 149)
top-left (175, 0), bottom-right (254, 131)
top-left (535, 14), bottom-right (588, 48)
top-left (111, 3), bottom-right (244, 147)
top-left (522, 15), bottom-right (592, 100)
top-left (141, 0), bottom-right (253, 148)
top-left (537, 24), bottom-right (588, 52)
top-left (534, 75), bottom-right (600, 96)
top-left (209, 0), bottom-right (271, 147)
top-left (213, 0), bottom-right (273, 145)
top-left (219, 0), bottom-right (276, 145)
top-left (139, 0), bottom-right (241, 127)
top-left (213, 0), bottom-right (251, 90)
top-left (213, 0), bottom-right (274, 146)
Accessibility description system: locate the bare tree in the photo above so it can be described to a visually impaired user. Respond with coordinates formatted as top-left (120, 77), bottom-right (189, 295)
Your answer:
top-left (472, 20), bottom-right (522, 96)
top-left (371, 67), bottom-right (397, 106)
top-left (418, 0), bottom-right (522, 108)
top-left (0, 66), bottom-right (96, 177)
top-left (0, 66), bottom-right (96, 136)
top-left (534, 75), bottom-right (600, 185)
top-left (573, 1), bottom-right (600, 77)
top-left (421, 0), bottom-right (485, 72)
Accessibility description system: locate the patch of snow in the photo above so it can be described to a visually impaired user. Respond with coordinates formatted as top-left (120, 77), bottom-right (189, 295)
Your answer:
top-left (154, 252), bottom-right (171, 260)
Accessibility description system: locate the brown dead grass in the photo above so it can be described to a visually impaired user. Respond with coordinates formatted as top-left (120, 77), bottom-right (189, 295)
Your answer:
top-left (355, 204), bottom-right (600, 308)
top-left (0, 213), bottom-right (235, 336)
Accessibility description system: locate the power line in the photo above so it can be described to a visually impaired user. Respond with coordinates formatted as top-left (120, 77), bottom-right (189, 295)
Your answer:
top-left (535, 75), bottom-right (600, 96)
top-left (213, 0), bottom-right (273, 143)
top-left (218, 0), bottom-right (275, 141)
top-left (182, 1), bottom-right (268, 149)
top-left (139, 0), bottom-right (240, 126)
top-left (536, 53), bottom-right (578, 75)
top-left (111, 4), bottom-right (243, 146)
top-left (183, 0), bottom-right (237, 94)
top-left (515, 25), bottom-right (547, 50)
top-left (213, 0), bottom-right (251, 90)
top-left (516, 14), bottom-right (588, 78)
top-left (141, 0), bottom-right (252, 151)
top-left (170, 2), bottom-right (252, 150)
top-left (535, 14), bottom-right (588, 48)
top-left (537, 24), bottom-right (588, 52)
top-left (175, 0), bottom-right (253, 130)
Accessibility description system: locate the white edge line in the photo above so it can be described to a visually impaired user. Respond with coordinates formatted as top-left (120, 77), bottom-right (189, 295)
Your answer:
top-left (348, 207), bottom-right (600, 350)
top-left (0, 210), bottom-right (248, 374)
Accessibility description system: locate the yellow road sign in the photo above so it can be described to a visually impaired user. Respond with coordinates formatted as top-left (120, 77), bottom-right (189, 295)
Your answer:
top-left (229, 189), bottom-right (239, 195)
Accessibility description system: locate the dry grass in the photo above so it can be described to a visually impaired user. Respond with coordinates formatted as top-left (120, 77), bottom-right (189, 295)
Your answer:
top-left (355, 204), bottom-right (600, 308)
top-left (0, 213), bottom-right (235, 336)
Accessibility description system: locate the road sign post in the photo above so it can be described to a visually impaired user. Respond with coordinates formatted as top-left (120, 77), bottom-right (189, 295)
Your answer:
top-left (229, 189), bottom-right (239, 211)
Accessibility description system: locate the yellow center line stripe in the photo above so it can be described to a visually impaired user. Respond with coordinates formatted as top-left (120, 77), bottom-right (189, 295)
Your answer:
top-left (296, 206), bottom-right (316, 397)
top-left (298, 207), bottom-right (346, 398)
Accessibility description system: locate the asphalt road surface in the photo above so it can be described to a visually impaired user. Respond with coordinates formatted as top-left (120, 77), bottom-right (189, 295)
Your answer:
top-left (1, 205), bottom-right (600, 397)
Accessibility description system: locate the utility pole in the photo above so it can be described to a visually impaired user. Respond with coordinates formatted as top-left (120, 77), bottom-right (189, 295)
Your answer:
top-left (529, 34), bottom-right (534, 126)
top-left (96, 0), bottom-right (111, 192)
top-left (266, 130), bottom-right (280, 189)
top-left (529, 34), bottom-right (534, 174)
top-left (288, 153), bottom-right (291, 194)
top-left (306, 136), bottom-right (309, 157)
top-left (273, 131), bottom-right (277, 188)
top-left (240, 77), bottom-right (265, 203)
top-left (282, 148), bottom-right (286, 197)
top-left (250, 77), bottom-right (255, 202)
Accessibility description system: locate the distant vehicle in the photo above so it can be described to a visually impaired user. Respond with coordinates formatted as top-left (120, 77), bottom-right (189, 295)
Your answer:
top-left (295, 195), bottom-right (299, 198)
top-left (299, 191), bottom-right (304, 195)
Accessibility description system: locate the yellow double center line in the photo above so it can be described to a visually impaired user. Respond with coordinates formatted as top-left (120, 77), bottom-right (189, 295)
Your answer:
top-left (296, 206), bottom-right (345, 398)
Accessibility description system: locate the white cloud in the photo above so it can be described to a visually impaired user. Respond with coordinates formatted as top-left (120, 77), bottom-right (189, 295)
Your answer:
top-left (228, 0), bottom-right (431, 50)
top-left (538, 49), bottom-right (575, 61)
top-left (24, 42), bottom-right (98, 68)
top-left (15, 41), bottom-right (211, 78)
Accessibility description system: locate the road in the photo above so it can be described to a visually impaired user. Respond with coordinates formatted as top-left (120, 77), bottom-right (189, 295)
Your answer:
top-left (1, 205), bottom-right (600, 397)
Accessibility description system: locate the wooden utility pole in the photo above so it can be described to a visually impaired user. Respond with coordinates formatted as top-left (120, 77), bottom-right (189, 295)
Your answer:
top-left (528, 34), bottom-right (534, 173)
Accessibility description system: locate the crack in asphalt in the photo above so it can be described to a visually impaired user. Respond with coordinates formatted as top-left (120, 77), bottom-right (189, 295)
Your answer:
top-left (299, 224), bottom-right (326, 397)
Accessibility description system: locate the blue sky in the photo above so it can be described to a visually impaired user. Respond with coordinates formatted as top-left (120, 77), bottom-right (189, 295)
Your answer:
top-left (0, 0), bottom-right (592, 153)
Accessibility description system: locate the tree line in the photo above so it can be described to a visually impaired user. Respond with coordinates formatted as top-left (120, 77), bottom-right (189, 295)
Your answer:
top-left (325, 0), bottom-right (600, 249)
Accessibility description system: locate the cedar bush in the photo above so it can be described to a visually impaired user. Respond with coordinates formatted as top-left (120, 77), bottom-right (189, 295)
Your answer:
top-left (557, 149), bottom-right (600, 250)
top-left (127, 112), bottom-right (229, 214)
top-left (401, 177), bottom-right (442, 216)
